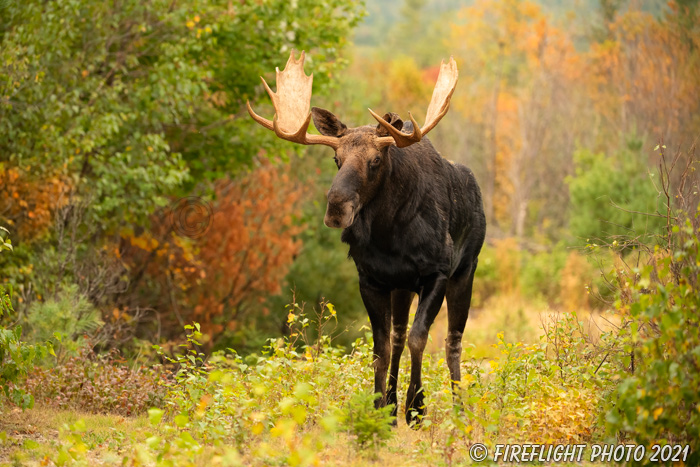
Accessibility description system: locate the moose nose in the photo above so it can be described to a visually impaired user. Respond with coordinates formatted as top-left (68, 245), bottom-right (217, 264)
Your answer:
top-left (325, 189), bottom-right (356, 229)
top-left (326, 188), bottom-right (347, 206)
top-left (326, 217), bottom-right (341, 228)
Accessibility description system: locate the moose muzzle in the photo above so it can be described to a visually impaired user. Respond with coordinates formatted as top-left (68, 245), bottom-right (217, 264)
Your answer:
top-left (324, 189), bottom-right (359, 229)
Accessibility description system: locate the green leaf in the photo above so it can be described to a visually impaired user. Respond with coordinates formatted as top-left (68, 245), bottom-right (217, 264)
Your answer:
top-left (148, 408), bottom-right (164, 426)
top-left (71, 419), bottom-right (87, 433)
top-left (23, 439), bottom-right (40, 450)
top-left (174, 414), bottom-right (189, 428)
top-left (145, 435), bottom-right (161, 450)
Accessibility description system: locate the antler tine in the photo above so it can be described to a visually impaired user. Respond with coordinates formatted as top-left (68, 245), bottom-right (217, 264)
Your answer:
top-left (246, 50), bottom-right (340, 149)
top-left (423, 57), bottom-right (458, 134)
top-left (373, 57), bottom-right (459, 149)
top-left (247, 100), bottom-right (274, 131)
top-left (370, 109), bottom-right (422, 148)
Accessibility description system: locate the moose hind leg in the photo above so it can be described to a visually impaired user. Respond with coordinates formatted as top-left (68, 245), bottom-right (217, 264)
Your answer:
top-left (387, 289), bottom-right (413, 420)
top-left (406, 276), bottom-right (447, 427)
top-left (445, 262), bottom-right (477, 397)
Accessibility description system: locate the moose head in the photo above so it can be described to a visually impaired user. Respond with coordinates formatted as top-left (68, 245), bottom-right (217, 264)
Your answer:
top-left (246, 51), bottom-right (458, 230)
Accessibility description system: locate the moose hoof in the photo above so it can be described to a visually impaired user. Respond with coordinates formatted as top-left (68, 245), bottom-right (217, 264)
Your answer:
top-left (405, 390), bottom-right (426, 428)
top-left (389, 406), bottom-right (399, 427)
top-left (405, 405), bottom-right (426, 429)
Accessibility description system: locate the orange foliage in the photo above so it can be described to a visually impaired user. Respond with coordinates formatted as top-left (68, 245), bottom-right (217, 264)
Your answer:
top-left (190, 158), bottom-right (306, 336)
top-left (0, 166), bottom-right (71, 241)
top-left (450, 0), bottom-right (583, 235)
top-left (586, 6), bottom-right (700, 144)
top-left (448, 0), bottom-right (699, 238)
top-left (120, 158), bottom-right (306, 342)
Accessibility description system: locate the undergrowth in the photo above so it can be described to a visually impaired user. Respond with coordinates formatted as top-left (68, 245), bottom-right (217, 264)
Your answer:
top-left (26, 345), bottom-right (166, 416)
top-left (10, 298), bottom-right (612, 467)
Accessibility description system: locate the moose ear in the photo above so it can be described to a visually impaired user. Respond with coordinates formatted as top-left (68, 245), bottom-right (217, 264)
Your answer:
top-left (375, 112), bottom-right (404, 137)
top-left (311, 107), bottom-right (348, 137)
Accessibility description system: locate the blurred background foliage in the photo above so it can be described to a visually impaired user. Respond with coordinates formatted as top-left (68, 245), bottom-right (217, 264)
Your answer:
top-left (1, 0), bottom-right (699, 357)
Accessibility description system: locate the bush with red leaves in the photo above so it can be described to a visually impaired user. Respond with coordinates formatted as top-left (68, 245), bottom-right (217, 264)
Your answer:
top-left (26, 346), bottom-right (166, 416)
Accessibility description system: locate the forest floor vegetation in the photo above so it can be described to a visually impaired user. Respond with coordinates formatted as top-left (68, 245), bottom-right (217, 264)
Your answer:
top-left (0, 300), bottom-right (625, 466)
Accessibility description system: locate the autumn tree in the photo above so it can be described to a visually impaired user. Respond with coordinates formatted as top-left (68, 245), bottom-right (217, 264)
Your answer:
top-left (0, 0), bottom-right (364, 344)
top-left (0, 167), bottom-right (70, 242)
top-left (190, 159), bottom-right (306, 342)
top-left (449, 0), bottom-right (584, 239)
top-left (119, 158), bottom-right (306, 345)
top-left (586, 2), bottom-right (700, 150)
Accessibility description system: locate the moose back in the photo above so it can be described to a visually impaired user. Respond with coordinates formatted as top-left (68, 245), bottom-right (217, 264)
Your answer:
top-left (248, 51), bottom-right (485, 426)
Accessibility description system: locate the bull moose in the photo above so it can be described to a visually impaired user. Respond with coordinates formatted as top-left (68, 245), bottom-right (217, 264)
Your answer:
top-left (247, 51), bottom-right (486, 426)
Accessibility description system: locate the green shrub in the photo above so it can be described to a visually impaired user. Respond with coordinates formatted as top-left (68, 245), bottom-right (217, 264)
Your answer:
top-left (262, 214), bottom-right (366, 352)
top-left (0, 321), bottom-right (42, 409)
top-left (342, 391), bottom-right (394, 452)
top-left (144, 303), bottom-right (378, 464)
top-left (603, 216), bottom-right (700, 465)
top-left (447, 327), bottom-right (603, 448)
top-left (567, 144), bottom-right (665, 243)
top-left (0, 226), bottom-right (12, 255)
top-left (519, 245), bottom-right (568, 304)
top-left (24, 284), bottom-right (103, 361)
top-left (472, 243), bottom-right (500, 307)
top-left (1, 227), bottom-right (50, 409)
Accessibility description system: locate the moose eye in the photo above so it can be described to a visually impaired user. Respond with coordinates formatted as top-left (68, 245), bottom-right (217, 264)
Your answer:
top-left (370, 156), bottom-right (381, 167)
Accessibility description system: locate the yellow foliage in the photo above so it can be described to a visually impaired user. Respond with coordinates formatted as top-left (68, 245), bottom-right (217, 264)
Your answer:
top-left (384, 56), bottom-right (432, 115)
top-left (449, 0), bottom-right (582, 233)
top-left (127, 233), bottom-right (160, 252)
top-left (525, 386), bottom-right (598, 443)
top-left (559, 251), bottom-right (592, 311)
top-left (493, 237), bottom-right (521, 294)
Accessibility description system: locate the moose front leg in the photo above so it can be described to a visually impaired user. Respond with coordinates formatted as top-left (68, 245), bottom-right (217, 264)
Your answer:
top-left (406, 275), bottom-right (447, 426)
top-left (359, 281), bottom-right (392, 408)
top-left (387, 289), bottom-right (413, 419)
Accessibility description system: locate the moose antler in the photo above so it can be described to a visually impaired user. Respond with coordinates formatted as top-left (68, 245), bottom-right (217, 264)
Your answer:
top-left (247, 51), bottom-right (340, 149)
top-left (371, 57), bottom-right (458, 148)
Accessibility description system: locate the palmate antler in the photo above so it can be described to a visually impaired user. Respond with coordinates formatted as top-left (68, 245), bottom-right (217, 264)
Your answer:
top-left (248, 52), bottom-right (458, 150)
top-left (246, 51), bottom-right (340, 149)
top-left (371, 57), bottom-right (459, 148)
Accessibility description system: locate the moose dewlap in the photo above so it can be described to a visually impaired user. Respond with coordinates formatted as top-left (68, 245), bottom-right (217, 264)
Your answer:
top-left (248, 51), bottom-right (486, 426)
